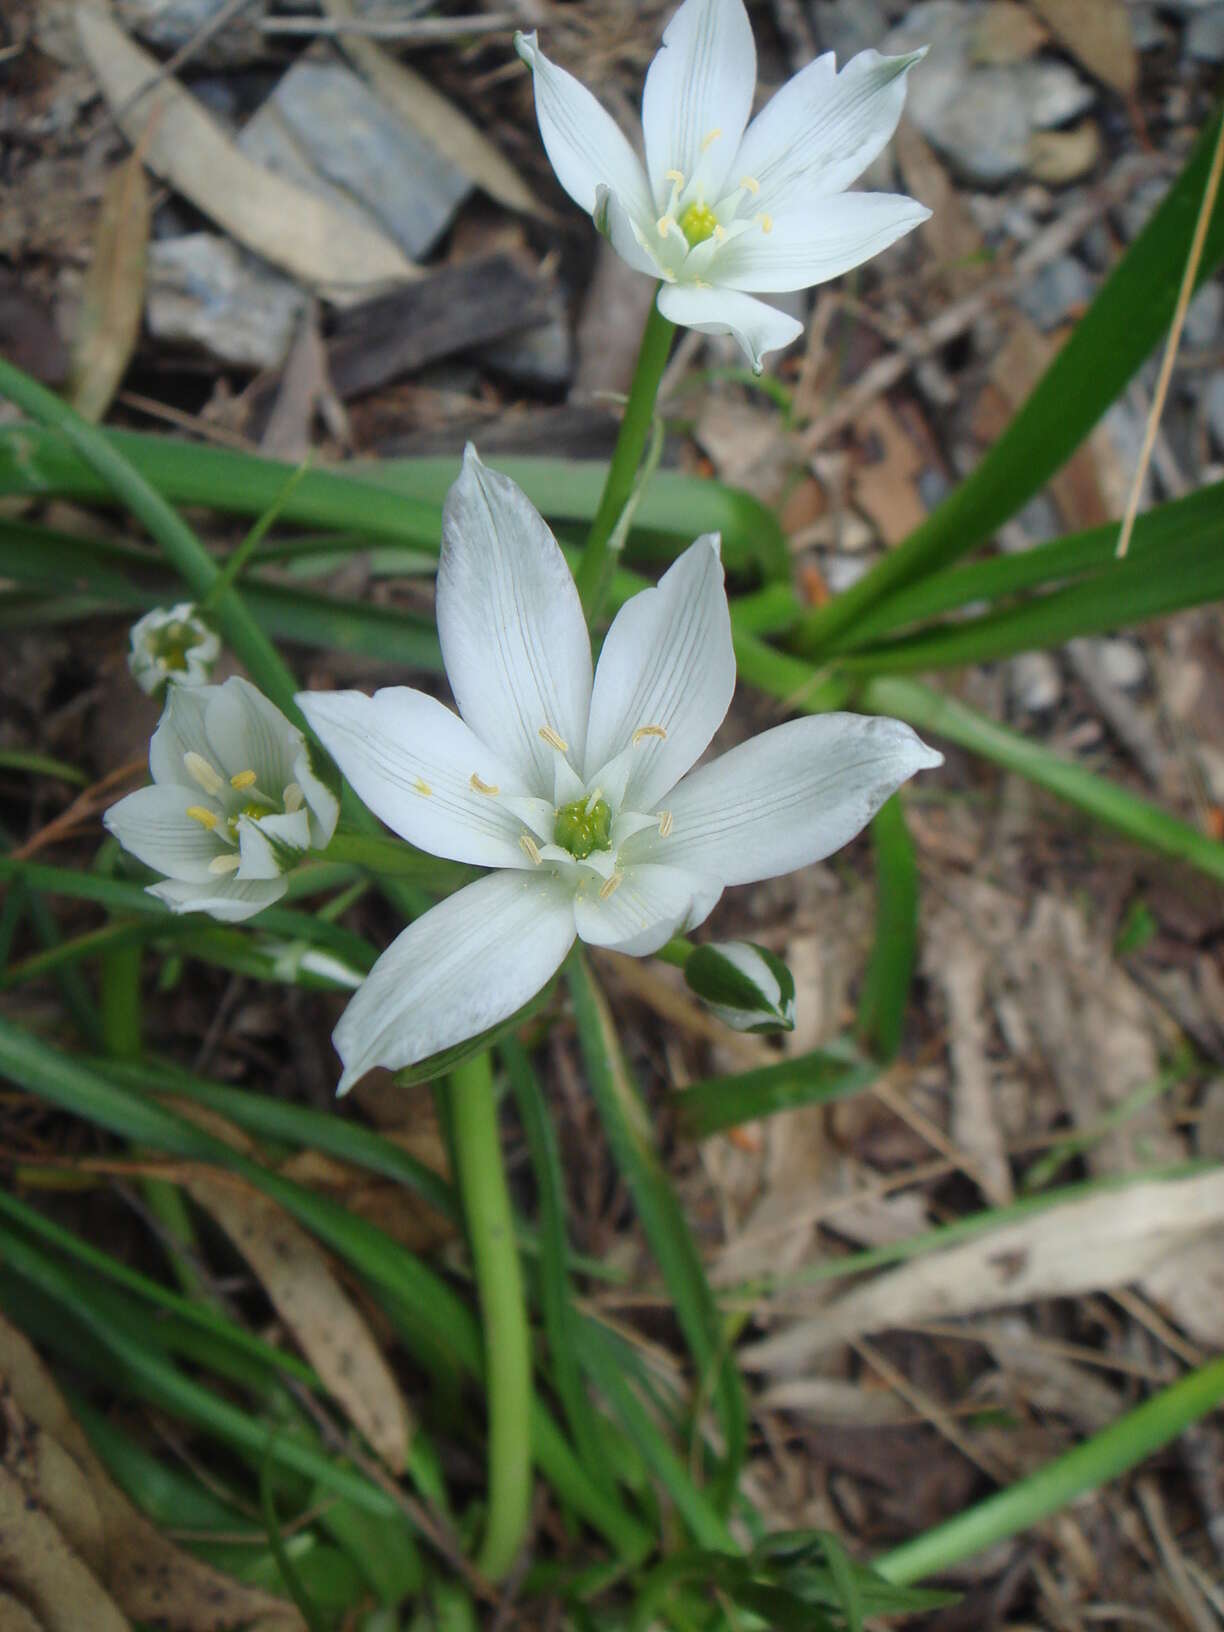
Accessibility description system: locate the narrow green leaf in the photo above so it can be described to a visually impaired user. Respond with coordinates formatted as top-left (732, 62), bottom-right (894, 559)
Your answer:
top-left (861, 676), bottom-right (1224, 882)
top-left (834, 481), bottom-right (1224, 650)
top-left (855, 796), bottom-right (919, 1061)
top-left (797, 109), bottom-right (1224, 657)
top-left (676, 1043), bottom-right (877, 1141)
top-left (566, 948), bottom-right (748, 1514)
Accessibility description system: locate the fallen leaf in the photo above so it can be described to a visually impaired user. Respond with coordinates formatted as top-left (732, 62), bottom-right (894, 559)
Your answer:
top-left (183, 1168), bottom-right (413, 1473)
top-left (1028, 119), bottom-right (1103, 186)
top-left (1029, 0), bottom-right (1137, 96)
top-left (894, 117), bottom-right (989, 297)
top-left (970, 1), bottom-right (1048, 65)
top-left (850, 400), bottom-right (926, 546)
top-left (0, 1463), bottom-right (131, 1632)
top-left (742, 1170), bottom-right (1224, 1372)
top-left (0, 1314), bottom-right (304, 1631)
top-left (75, 3), bottom-right (415, 297)
top-left (320, 0), bottom-right (543, 220)
top-left (68, 149), bottom-right (149, 421)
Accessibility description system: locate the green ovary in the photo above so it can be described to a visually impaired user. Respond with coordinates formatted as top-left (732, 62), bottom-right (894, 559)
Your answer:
top-left (152, 622), bottom-right (193, 671)
top-left (679, 200), bottom-right (718, 247)
top-left (553, 795), bottom-right (612, 860)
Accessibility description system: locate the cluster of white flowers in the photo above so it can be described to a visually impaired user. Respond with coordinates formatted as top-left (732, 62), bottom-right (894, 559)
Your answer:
top-left (104, 0), bottom-right (938, 1087)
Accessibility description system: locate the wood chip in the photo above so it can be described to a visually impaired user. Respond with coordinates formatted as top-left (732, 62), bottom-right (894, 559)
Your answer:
top-left (75, 3), bottom-right (415, 297)
top-left (326, 252), bottom-right (553, 400)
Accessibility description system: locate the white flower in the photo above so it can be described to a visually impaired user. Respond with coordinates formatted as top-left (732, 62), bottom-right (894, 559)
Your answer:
top-left (514, 0), bottom-right (928, 372)
top-left (104, 676), bottom-right (339, 923)
top-left (128, 603), bottom-right (220, 695)
top-left (298, 448), bottom-right (940, 1091)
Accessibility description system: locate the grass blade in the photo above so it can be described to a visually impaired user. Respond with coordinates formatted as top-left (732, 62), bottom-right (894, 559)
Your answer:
top-left (854, 795), bottom-right (920, 1062)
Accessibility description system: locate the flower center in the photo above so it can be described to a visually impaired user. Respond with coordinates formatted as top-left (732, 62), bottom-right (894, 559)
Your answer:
top-left (149, 620), bottom-right (196, 671)
top-left (553, 793), bottom-right (612, 860)
top-left (679, 200), bottom-right (719, 248)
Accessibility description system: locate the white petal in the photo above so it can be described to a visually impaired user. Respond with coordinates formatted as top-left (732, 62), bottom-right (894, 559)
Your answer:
top-left (205, 676), bottom-right (299, 791)
top-left (655, 282), bottom-right (803, 372)
top-left (627, 714), bottom-right (942, 884)
top-left (291, 742), bottom-right (340, 850)
top-left (438, 448), bottom-right (593, 796)
top-left (515, 32), bottom-right (654, 223)
top-left (641, 0), bottom-right (756, 207)
top-left (710, 191), bottom-right (929, 293)
top-left (298, 687), bottom-right (533, 870)
top-left (237, 808), bottom-right (312, 879)
top-left (149, 877), bottom-right (286, 922)
top-left (332, 869), bottom-right (577, 1091)
top-left (104, 784), bottom-right (227, 881)
top-left (584, 535), bottom-right (734, 812)
top-left (732, 49), bottom-right (923, 214)
top-left (594, 184), bottom-right (667, 278)
top-left (573, 861), bottom-right (723, 956)
top-left (148, 684), bottom-right (216, 788)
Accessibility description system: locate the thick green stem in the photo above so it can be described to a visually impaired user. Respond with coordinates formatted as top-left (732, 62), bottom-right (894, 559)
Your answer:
top-left (449, 1051), bottom-right (533, 1581)
top-left (875, 1354), bottom-right (1224, 1585)
top-left (574, 296), bottom-right (674, 623)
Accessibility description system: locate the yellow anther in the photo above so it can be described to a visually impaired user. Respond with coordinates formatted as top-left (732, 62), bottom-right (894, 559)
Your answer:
top-left (538, 724), bottom-right (569, 752)
top-left (185, 805), bottom-right (218, 830)
top-left (759, 212), bottom-right (773, 234)
top-left (632, 724), bottom-right (668, 745)
top-left (700, 127), bottom-right (723, 151)
top-left (283, 782), bottom-right (304, 813)
top-left (470, 773), bottom-right (500, 796)
top-left (665, 168), bottom-right (685, 185)
top-left (413, 777), bottom-right (433, 797)
top-left (695, 279), bottom-right (713, 289)
top-left (657, 213), bottom-right (675, 238)
top-left (658, 810), bottom-right (674, 838)
top-left (229, 769), bottom-right (257, 790)
top-left (598, 871), bottom-right (624, 900)
top-left (520, 832), bottom-right (543, 866)
top-left (208, 852), bottom-right (242, 876)
top-left (183, 751), bottom-right (224, 796)
top-left (739, 174), bottom-right (760, 194)
top-left (713, 224), bottom-right (727, 241)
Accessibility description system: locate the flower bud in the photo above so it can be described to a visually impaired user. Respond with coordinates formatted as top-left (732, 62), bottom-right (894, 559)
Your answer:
top-left (684, 940), bottom-right (795, 1033)
top-left (128, 603), bottom-right (219, 696)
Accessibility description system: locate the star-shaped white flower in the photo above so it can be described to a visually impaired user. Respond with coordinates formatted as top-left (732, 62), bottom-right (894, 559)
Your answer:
top-left (128, 602), bottom-right (220, 696)
top-left (515, 0), bottom-right (928, 372)
top-left (105, 676), bottom-right (339, 923)
top-left (298, 448), bottom-right (940, 1091)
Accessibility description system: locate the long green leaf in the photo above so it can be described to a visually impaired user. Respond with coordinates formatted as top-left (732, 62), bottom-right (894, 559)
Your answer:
top-left (845, 524), bottom-right (1224, 672)
top-left (797, 109), bottom-right (1224, 656)
top-left (834, 481), bottom-right (1224, 650)
top-left (861, 676), bottom-right (1224, 881)
top-left (566, 949), bottom-right (748, 1515)
top-left (854, 795), bottom-right (919, 1061)
top-left (676, 1044), bottom-right (877, 1141)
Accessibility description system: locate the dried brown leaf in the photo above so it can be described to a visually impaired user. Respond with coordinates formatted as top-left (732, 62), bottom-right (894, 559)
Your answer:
top-left (320, 0), bottom-right (543, 219)
top-left (1028, 0), bottom-right (1137, 95)
top-left (0, 1315), bottom-right (304, 1632)
top-left (68, 150), bottom-right (149, 422)
top-left (184, 1169), bottom-right (412, 1472)
top-left (0, 1464), bottom-right (131, 1632)
top-left (0, 1382), bottom-right (106, 1577)
top-left (0, 1588), bottom-right (45, 1632)
top-left (742, 1170), bottom-right (1224, 1373)
top-left (75, 3), bottom-right (415, 296)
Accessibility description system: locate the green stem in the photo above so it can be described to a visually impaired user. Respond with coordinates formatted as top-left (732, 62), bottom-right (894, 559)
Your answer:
top-left (574, 296), bottom-right (674, 623)
top-left (449, 1051), bottom-right (533, 1581)
top-left (875, 1354), bottom-right (1224, 1585)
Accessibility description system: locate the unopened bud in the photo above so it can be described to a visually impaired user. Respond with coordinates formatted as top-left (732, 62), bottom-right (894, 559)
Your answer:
top-left (684, 940), bottom-right (795, 1034)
